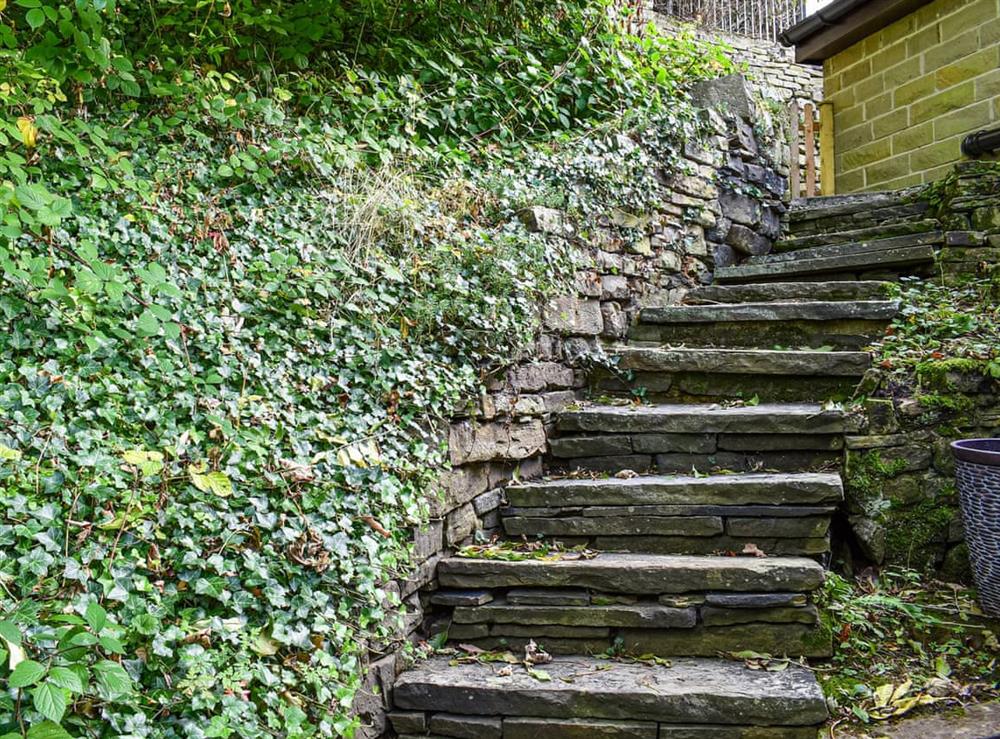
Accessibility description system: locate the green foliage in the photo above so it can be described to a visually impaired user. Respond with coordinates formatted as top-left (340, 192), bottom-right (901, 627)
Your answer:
top-left (876, 276), bottom-right (1000, 387)
top-left (0, 0), bottom-right (732, 735)
top-left (817, 569), bottom-right (999, 726)
top-left (845, 451), bottom-right (906, 520)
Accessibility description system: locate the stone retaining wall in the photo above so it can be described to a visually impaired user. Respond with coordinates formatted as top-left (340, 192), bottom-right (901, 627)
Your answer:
top-left (351, 76), bottom-right (791, 738)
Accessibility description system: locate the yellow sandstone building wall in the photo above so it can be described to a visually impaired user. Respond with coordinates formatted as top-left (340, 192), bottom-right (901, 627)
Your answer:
top-left (824, 0), bottom-right (1000, 192)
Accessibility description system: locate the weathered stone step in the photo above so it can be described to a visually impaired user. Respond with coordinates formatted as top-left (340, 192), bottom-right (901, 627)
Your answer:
top-left (557, 403), bottom-right (852, 435)
top-left (438, 553), bottom-right (825, 593)
top-left (749, 232), bottom-right (942, 266)
top-left (614, 347), bottom-right (870, 376)
top-left (630, 301), bottom-right (897, 350)
top-left (715, 244), bottom-right (936, 284)
top-left (392, 656), bottom-right (828, 732)
top-left (594, 346), bottom-right (871, 403)
top-left (784, 191), bottom-right (907, 223)
top-left (685, 280), bottom-right (891, 304)
top-left (775, 219), bottom-right (939, 253)
top-left (506, 472), bottom-right (843, 507)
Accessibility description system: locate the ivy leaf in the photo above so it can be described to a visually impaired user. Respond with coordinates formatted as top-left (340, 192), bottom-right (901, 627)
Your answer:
top-left (93, 660), bottom-right (133, 700)
top-left (84, 601), bottom-right (107, 633)
top-left (0, 444), bottom-right (22, 462)
top-left (47, 666), bottom-right (84, 693)
top-left (31, 682), bottom-right (68, 723)
top-left (188, 462), bottom-right (233, 497)
top-left (121, 449), bottom-right (164, 477)
top-left (9, 659), bottom-right (46, 688)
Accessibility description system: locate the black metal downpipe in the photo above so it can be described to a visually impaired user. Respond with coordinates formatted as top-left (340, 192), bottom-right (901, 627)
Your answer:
top-left (962, 126), bottom-right (1000, 157)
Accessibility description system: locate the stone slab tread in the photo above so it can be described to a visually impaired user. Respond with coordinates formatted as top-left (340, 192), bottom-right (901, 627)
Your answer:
top-left (613, 347), bottom-right (871, 376)
top-left (437, 552), bottom-right (825, 593)
top-left (557, 402), bottom-right (854, 435)
top-left (393, 655), bottom-right (828, 726)
top-left (638, 301), bottom-right (898, 324)
top-left (505, 471), bottom-right (844, 507)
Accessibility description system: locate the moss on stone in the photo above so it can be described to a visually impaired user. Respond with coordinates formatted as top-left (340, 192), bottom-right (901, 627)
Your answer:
top-left (845, 450), bottom-right (907, 517)
top-left (914, 392), bottom-right (975, 413)
top-left (884, 498), bottom-right (956, 571)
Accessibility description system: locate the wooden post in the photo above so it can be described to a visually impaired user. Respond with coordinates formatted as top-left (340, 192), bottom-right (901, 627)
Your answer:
top-left (804, 102), bottom-right (816, 197)
top-left (789, 101), bottom-right (800, 200)
top-left (819, 102), bottom-right (835, 196)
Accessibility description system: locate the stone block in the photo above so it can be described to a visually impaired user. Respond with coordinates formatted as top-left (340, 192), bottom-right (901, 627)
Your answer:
top-left (549, 435), bottom-right (633, 458)
top-left (726, 224), bottom-right (771, 256)
top-left (599, 274), bottom-right (629, 300)
top-left (446, 503), bottom-right (477, 545)
top-left (449, 419), bottom-right (547, 465)
top-left (507, 362), bottom-right (576, 392)
top-left (520, 206), bottom-right (573, 237)
top-left (507, 588), bottom-right (590, 606)
top-left (387, 712), bottom-right (427, 734)
top-left (430, 589), bottom-right (494, 606)
top-left (428, 713), bottom-right (501, 739)
top-left (543, 296), bottom-right (604, 335)
top-left (601, 302), bottom-right (629, 338)
top-left (413, 520), bottom-right (443, 561)
top-left (719, 189), bottom-right (762, 227)
top-left (433, 464), bottom-right (491, 515)
top-left (700, 604), bottom-right (818, 626)
top-left (503, 717), bottom-right (657, 738)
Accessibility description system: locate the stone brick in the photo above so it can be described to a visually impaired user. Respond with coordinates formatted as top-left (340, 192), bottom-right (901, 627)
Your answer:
top-left (933, 100), bottom-right (992, 141)
top-left (719, 189), bottom-right (761, 227)
top-left (520, 206), bottom-right (574, 236)
top-left (940, 0), bottom-right (997, 41)
top-left (892, 121), bottom-right (933, 154)
top-left (543, 296), bottom-right (603, 335)
top-left (936, 47), bottom-right (998, 90)
top-left (599, 274), bottom-right (629, 300)
top-left (923, 29), bottom-right (979, 70)
top-left (910, 140), bottom-right (959, 171)
top-left (883, 57), bottom-right (922, 88)
top-left (413, 520), bottom-right (443, 561)
top-left (601, 302), bottom-right (629, 338)
top-left (872, 108), bottom-right (908, 140)
top-left (894, 72), bottom-right (935, 107)
top-left (448, 419), bottom-right (547, 465)
top-left (841, 138), bottom-right (891, 172)
top-left (445, 503), bottom-right (477, 545)
top-left (508, 362), bottom-right (576, 392)
top-left (726, 224), bottom-right (771, 256)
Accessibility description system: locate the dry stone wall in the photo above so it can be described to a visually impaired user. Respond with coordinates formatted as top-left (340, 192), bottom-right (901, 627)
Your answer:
top-left (350, 75), bottom-right (793, 738)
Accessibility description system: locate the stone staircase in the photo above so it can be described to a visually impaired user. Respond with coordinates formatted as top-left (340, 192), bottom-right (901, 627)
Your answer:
top-left (388, 194), bottom-right (922, 738)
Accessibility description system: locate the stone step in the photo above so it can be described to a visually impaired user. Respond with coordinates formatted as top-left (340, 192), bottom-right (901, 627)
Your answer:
top-left (433, 556), bottom-right (832, 652)
top-left (392, 656), bottom-right (828, 735)
top-left (503, 472), bottom-right (841, 556)
top-left (749, 232), bottom-right (942, 266)
top-left (551, 403), bottom-right (850, 474)
top-left (775, 219), bottom-right (939, 253)
top-left (784, 191), bottom-right (907, 223)
top-left (557, 402), bottom-right (852, 435)
top-left (685, 280), bottom-right (891, 304)
top-left (630, 301), bottom-right (898, 350)
top-left (594, 347), bottom-right (870, 403)
top-left (443, 592), bottom-right (827, 656)
top-left (506, 472), bottom-right (844, 507)
top-left (614, 347), bottom-right (870, 375)
top-left (438, 553), bottom-right (825, 593)
top-left (715, 244), bottom-right (936, 284)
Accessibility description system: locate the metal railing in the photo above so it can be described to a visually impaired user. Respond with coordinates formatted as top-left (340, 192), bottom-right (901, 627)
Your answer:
top-left (654, 0), bottom-right (807, 42)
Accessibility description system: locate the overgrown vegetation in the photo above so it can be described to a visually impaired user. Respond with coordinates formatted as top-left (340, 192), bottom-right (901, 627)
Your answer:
top-left (876, 276), bottom-right (1000, 393)
top-left (0, 1), bottom-right (732, 736)
top-left (818, 569), bottom-right (999, 728)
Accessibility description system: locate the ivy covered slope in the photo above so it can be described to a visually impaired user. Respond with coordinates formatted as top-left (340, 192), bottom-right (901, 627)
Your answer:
top-left (0, 1), bottom-right (731, 736)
